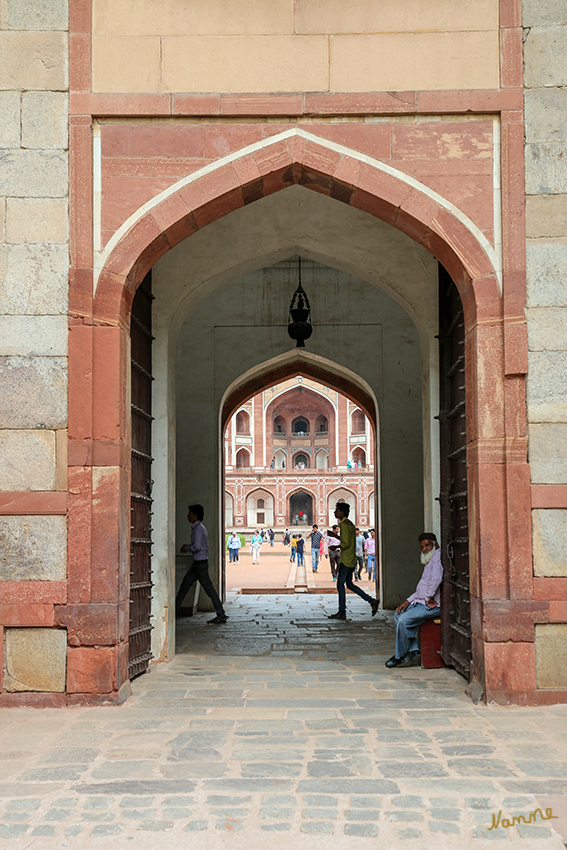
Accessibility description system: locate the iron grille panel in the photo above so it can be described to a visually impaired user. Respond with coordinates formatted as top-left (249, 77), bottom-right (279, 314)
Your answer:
top-left (129, 273), bottom-right (153, 681)
top-left (438, 266), bottom-right (472, 681)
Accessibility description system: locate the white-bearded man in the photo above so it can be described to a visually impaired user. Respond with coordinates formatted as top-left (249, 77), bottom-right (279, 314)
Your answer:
top-left (385, 532), bottom-right (442, 668)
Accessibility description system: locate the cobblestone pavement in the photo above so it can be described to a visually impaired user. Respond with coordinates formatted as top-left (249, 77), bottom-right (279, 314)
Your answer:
top-left (1, 594), bottom-right (566, 850)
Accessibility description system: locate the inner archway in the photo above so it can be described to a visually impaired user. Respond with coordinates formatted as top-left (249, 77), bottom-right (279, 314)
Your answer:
top-left (289, 491), bottom-right (313, 527)
top-left (220, 361), bottom-right (380, 599)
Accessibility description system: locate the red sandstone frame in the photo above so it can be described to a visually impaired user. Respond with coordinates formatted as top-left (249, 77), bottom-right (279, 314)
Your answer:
top-left (1, 0), bottom-right (566, 707)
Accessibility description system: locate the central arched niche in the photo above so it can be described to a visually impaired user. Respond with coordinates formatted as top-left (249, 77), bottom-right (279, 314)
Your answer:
top-left (173, 256), bottom-right (424, 609)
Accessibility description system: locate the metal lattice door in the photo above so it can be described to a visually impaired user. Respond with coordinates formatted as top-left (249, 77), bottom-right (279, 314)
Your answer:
top-left (438, 266), bottom-right (472, 679)
top-left (129, 273), bottom-right (154, 679)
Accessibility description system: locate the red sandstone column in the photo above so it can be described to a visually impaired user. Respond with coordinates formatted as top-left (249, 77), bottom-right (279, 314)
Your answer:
top-left (338, 396), bottom-right (348, 467)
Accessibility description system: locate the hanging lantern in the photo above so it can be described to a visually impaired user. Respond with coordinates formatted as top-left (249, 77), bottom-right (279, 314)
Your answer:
top-left (287, 257), bottom-right (313, 348)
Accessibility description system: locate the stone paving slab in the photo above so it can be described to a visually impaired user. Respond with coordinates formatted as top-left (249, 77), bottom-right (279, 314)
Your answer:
top-left (0, 593), bottom-right (566, 850)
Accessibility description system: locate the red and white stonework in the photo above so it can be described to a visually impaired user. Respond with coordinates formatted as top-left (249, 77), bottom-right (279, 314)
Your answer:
top-left (0, 0), bottom-right (565, 706)
top-left (224, 379), bottom-right (375, 531)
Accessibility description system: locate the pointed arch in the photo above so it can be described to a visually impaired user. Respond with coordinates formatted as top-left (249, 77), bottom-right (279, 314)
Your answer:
top-left (93, 129), bottom-right (500, 330)
top-left (221, 350), bottom-right (378, 435)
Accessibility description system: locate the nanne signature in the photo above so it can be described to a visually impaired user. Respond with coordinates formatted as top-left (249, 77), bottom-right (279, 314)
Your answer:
top-left (488, 807), bottom-right (558, 830)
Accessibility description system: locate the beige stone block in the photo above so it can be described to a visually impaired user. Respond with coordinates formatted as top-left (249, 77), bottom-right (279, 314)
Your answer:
top-left (1, 0), bottom-right (68, 31)
top-left (3, 628), bottom-right (66, 693)
top-left (535, 624), bottom-right (567, 689)
top-left (330, 31), bottom-right (500, 92)
top-left (525, 88), bottom-right (567, 144)
top-left (92, 36), bottom-right (161, 93)
top-left (0, 315), bottom-right (68, 356)
top-left (532, 509), bottom-right (567, 576)
top-left (0, 244), bottom-right (68, 314)
top-left (524, 26), bottom-right (567, 88)
top-left (0, 150), bottom-right (67, 198)
top-left (0, 91), bottom-right (20, 148)
top-left (526, 239), bottom-right (567, 307)
top-left (162, 35), bottom-right (329, 94)
top-left (21, 92), bottom-right (68, 150)
top-left (525, 143), bottom-right (567, 195)
top-left (0, 32), bottom-right (67, 91)
top-left (6, 199), bottom-right (68, 244)
top-left (297, 0), bottom-right (498, 34)
top-left (528, 423), bottom-right (567, 484)
top-left (0, 515), bottom-right (67, 581)
top-left (527, 351), bottom-right (567, 423)
top-left (526, 307), bottom-right (567, 351)
top-left (523, 0), bottom-right (567, 27)
top-left (93, 0), bottom-right (293, 35)
top-left (0, 356), bottom-right (67, 429)
top-left (0, 429), bottom-right (56, 491)
top-left (526, 195), bottom-right (567, 238)
top-left (0, 197), bottom-right (5, 243)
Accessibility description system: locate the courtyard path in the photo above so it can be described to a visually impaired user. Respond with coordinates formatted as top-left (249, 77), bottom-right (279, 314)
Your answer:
top-left (0, 593), bottom-right (565, 850)
top-left (226, 540), bottom-right (377, 595)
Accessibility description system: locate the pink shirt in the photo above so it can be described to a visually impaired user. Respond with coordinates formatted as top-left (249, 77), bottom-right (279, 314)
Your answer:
top-left (364, 536), bottom-right (375, 555)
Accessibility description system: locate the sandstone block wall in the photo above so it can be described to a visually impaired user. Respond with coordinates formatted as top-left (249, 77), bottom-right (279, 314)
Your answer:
top-left (0, 0), bottom-right (69, 692)
top-left (524, 2), bottom-right (567, 684)
top-left (92, 0), bottom-right (500, 94)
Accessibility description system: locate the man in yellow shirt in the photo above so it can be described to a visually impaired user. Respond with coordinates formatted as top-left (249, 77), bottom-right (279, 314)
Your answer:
top-left (328, 502), bottom-right (379, 620)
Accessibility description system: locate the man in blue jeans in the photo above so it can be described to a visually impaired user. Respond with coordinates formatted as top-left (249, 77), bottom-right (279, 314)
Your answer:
top-left (308, 524), bottom-right (323, 572)
top-left (328, 502), bottom-right (379, 620)
top-left (385, 532), bottom-right (442, 668)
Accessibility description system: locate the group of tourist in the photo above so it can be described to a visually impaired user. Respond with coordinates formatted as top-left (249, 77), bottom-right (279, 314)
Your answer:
top-left (226, 528), bottom-right (275, 564)
top-left (177, 501), bottom-right (444, 668)
top-left (282, 524), bottom-right (376, 581)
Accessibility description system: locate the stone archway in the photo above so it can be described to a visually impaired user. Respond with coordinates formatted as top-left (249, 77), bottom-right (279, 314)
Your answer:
top-left (69, 130), bottom-right (535, 703)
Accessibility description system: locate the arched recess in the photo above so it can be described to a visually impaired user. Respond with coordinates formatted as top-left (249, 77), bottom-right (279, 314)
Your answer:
top-left (266, 383), bottom-right (337, 468)
top-left (292, 418), bottom-right (309, 435)
top-left (274, 449), bottom-right (287, 469)
top-left (352, 447), bottom-right (366, 468)
top-left (292, 452), bottom-right (310, 469)
top-left (83, 129), bottom-right (519, 702)
top-left (235, 448), bottom-right (251, 469)
top-left (351, 409), bottom-right (366, 434)
top-left (246, 489), bottom-right (274, 527)
top-left (225, 492), bottom-right (233, 528)
top-left (316, 449), bottom-right (328, 469)
top-left (288, 487), bottom-right (317, 527)
top-left (235, 409), bottom-right (250, 435)
top-left (273, 415), bottom-right (286, 434)
top-left (328, 487), bottom-right (357, 526)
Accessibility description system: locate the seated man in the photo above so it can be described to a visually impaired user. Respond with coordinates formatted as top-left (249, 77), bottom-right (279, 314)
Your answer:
top-left (385, 532), bottom-right (442, 668)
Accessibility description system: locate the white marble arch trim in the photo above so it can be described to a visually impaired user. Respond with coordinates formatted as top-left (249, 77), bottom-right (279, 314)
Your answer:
top-left (93, 126), bottom-right (502, 293)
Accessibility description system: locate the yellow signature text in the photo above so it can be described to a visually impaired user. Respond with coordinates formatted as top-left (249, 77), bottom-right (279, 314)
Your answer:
top-left (488, 807), bottom-right (558, 830)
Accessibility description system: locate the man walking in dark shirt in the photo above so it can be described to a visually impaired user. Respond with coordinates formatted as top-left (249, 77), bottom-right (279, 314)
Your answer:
top-left (308, 524), bottom-right (324, 572)
top-left (176, 503), bottom-right (228, 624)
top-left (328, 502), bottom-right (379, 620)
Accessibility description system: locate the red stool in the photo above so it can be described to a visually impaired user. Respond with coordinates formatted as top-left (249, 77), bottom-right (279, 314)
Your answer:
top-left (419, 618), bottom-right (447, 668)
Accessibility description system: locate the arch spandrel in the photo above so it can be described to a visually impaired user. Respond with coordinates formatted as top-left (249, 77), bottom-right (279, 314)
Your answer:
top-left (93, 129), bottom-right (502, 330)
